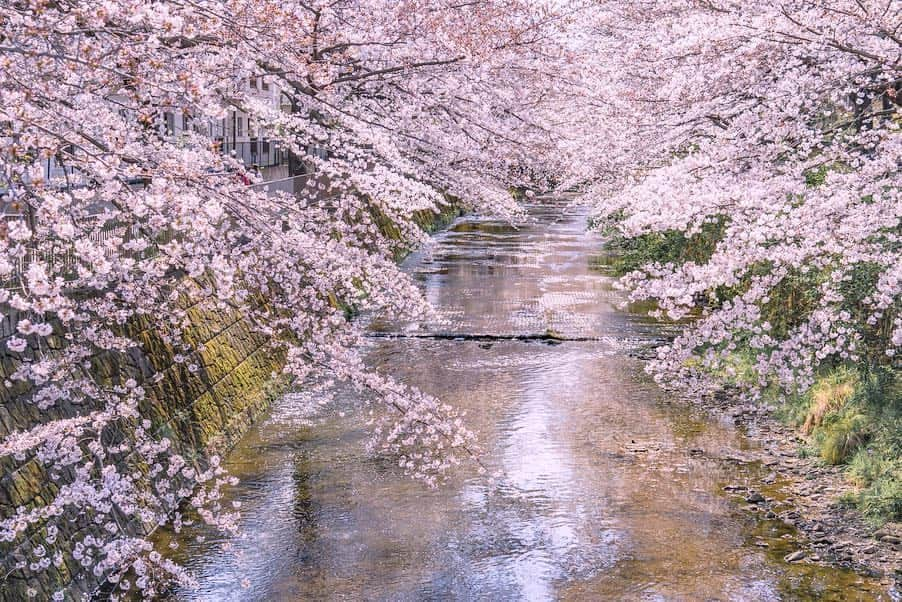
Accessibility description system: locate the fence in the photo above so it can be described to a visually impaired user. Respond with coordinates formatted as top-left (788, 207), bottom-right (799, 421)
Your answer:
top-left (0, 217), bottom-right (178, 290)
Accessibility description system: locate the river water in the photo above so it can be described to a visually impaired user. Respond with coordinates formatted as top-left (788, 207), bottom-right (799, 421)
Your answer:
top-left (164, 199), bottom-right (890, 601)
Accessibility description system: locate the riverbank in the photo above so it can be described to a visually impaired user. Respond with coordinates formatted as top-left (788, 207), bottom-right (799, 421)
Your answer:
top-left (688, 382), bottom-right (901, 594)
top-left (592, 223), bottom-right (901, 597)
top-left (593, 217), bottom-right (900, 590)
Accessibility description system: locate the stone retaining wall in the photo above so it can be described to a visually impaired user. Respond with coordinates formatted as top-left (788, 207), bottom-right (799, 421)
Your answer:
top-left (0, 284), bottom-right (288, 601)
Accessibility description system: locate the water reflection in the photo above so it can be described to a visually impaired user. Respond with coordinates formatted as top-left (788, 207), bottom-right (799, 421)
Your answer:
top-left (164, 199), bottom-right (891, 601)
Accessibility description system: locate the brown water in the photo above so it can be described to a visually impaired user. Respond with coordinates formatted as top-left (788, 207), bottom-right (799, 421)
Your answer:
top-left (164, 199), bottom-right (892, 601)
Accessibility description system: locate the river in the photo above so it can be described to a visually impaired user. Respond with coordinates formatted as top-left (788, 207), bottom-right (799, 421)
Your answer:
top-left (162, 198), bottom-right (889, 601)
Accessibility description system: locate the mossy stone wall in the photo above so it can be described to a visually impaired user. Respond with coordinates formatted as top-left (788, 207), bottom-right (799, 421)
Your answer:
top-left (0, 288), bottom-right (287, 601)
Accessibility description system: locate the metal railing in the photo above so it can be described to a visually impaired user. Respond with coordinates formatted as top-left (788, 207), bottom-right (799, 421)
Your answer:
top-left (1, 169), bottom-right (339, 290)
top-left (218, 139), bottom-right (289, 169)
top-left (0, 216), bottom-right (178, 290)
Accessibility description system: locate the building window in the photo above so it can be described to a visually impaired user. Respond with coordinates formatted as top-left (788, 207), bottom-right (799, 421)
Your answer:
top-left (237, 117), bottom-right (244, 137)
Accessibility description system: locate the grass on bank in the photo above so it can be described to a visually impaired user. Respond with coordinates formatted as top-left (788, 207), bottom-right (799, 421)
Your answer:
top-left (786, 365), bottom-right (901, 523)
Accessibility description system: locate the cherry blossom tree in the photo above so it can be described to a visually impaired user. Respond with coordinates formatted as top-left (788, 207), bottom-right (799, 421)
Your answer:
top-left (0, 0), bottom-right (578, 596)
top-left (580, 0), bottom-right (900, 400)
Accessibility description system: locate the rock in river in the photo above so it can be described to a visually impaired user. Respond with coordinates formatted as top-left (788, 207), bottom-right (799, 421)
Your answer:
top-left (784, 550), bottom-right (806, 562)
